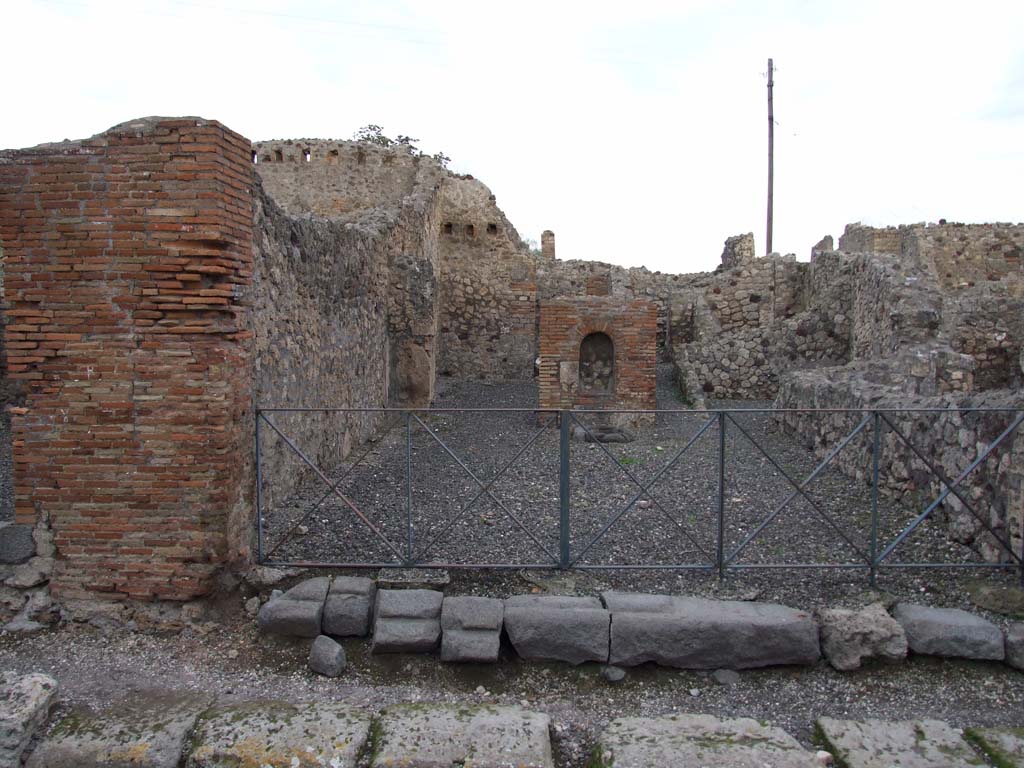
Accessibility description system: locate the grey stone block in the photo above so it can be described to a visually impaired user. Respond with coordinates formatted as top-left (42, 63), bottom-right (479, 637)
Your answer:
top-left (376, 588), bottom-right (443, 619)
top-left (323, 593), bottom-right (373, 637)
top-left (506, 594), bottom-right (602, 610)
top-left (0, 523), bottom-right (34, 565)
top-left (372, 618), bottom-right (441, 653)
top-left (607, 595), bottom-right (820, 669)
top-left (504, 604), bottom-right (610, 665)
top-left (441, 596), bottom-right (503, 663)
top-left (601, 591), bottom-right (675, 613)
top-left (818, 603), bottom-right (907, 671)
top-left (187, 701), bottom-right (371, 768)
top-left (371, 704), bottom-right (553, 768)
top-left (442, 629), bottom-right (501, 663)
top-left (595, 714), bottom-right (819, 767)
top-left (1006, 623), bottom-right (1024, 671)
top-left (256, 597), bottom-right (323, 638)
top-left (0, 672), bottom-right (57, 768)
top-left (330, 575), bottom-right (376, 598)
top-left (25, 692), bottom-right (211, 768)
top-left (442, 595), bottom-right (503, 631)
top-left (309, 635), bottom-right (347, 677)
top-left (281, 576), bottom-right (331, 603)
top-left (817, 717), bottom-right (986, 767)
top-left (371, 588), bottom-right (444, 654)
top-left (893, 603), bottom-right (1004, 660)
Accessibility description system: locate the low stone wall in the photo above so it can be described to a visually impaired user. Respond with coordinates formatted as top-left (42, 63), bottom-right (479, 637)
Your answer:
top-left (776, 367), bottom-right (1023, 563)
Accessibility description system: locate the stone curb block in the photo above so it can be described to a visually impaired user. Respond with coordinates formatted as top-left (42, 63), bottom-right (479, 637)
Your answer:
top-left (504, 595), bottom-right (610, 665)
top-left (893, 603), bottom-right (1004, 661)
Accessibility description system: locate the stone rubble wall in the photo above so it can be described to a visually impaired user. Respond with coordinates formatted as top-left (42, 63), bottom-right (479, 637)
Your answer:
top-left (776, 371), bottom-right (1023, 564)
top-left (251, 183), bottom-right (392, 520)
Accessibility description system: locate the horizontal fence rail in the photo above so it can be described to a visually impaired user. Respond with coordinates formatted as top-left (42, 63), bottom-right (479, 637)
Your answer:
top-left (254, 406), bottom-right (1024, 584)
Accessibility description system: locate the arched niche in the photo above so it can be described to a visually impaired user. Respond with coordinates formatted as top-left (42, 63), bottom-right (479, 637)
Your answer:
top-left (579, 332), bottom-right (614, 393)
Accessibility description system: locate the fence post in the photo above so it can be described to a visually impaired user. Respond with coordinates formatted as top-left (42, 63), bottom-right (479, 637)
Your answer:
top-left (405, 410), bottom-right (414, 565)
top-left (869, 410), bottom-right (881, 587)
top-left (559, 410), bottom-right (571, 569)
top-left (255, 409), bottom-right (263, 563)
top-left (717, 411), bottom-right (726, 579)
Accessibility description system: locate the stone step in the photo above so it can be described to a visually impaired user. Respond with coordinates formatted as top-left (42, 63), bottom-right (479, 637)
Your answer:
top-left (25, 692), bottom-right (213, 768)
top-left (0, 672), bottom-right (58, 768)
top-left (816, 717), bottom-right (988, 767)
top-left (965, 727), bottom-right (1024, 768)
top-left (187, 701), bottom-right (372, 768)
top-left (371, 703), bottom-right (553, 768)
top-left (594, 714), bottom-right (822, 767)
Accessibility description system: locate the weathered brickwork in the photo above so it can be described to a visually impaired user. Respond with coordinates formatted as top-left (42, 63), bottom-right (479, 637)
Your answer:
top-left (0, 118), bottom-right (254, 601)
top-left (538, 299), bottom-right (657, 419)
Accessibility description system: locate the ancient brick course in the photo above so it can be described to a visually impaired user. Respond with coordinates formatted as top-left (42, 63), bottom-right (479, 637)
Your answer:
top-left (0, 118), bottom-right (254, 601)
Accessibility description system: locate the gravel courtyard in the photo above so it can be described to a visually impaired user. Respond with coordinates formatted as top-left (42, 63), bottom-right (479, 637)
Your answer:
top-left (258, 364), bottom-right (1018, 607)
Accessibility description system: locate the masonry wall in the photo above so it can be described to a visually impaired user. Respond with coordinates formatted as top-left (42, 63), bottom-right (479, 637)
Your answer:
top-left (436, 177), bottom-right (537, 380)
top-left (0, 118), bottom-right (255, 602)
top-left (254, 139), bottom-right (444, 406)
top-left (251, 183), bottom-right (391, 520)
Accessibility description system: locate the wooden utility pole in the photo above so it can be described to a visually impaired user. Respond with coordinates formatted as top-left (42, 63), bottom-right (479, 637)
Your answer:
top-left (766, 57), bottom-right (775, 255)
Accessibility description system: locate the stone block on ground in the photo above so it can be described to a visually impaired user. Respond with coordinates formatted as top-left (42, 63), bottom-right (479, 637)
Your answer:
top-left (26, 692), bottom-right (212, 768)
top-left (371, 704), bottom-right (552, 768)
top-left (816, 718), bottom-right (986, 767)
top-left (504, 595), bottom-right (609, 665)
top-left (1005, 623), bottom-right (1024, 671)
top-left (323, 576), bottom-right (376, 637)
top-left (0, 672), bottom-right (57, 768)
top-left (309, 634), bottom-right (347, 677)
top-left (371, 589), bottom-right (443, 654)
top-left (441, 595), bottom-right (503, 663)
top-left (256, 576), bottom-right (333, 638)
top-left (893, 603), bottom-right (1004, 660)
top-left (605, 593), bottom-right (819, 669)
top-left (965, 726), bottom-right (1024, 767)
top-left (594, 714), bottom-right (819, 767)
top-left (0, 523), bottom-right (35, 565)
top-left (256, 597), bottom-right (323, 638)
top-left (186, 701), bottom-right (371, 768)
top-left (818, 602), bottom-right (907, 671)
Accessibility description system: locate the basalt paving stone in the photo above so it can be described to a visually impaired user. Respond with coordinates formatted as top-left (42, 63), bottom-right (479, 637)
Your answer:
top-left (370, 704), bottom-right (553, 768)
top-left (594, 714), bottom-right (820, 767)
top-left (0, 672), bottom-right (58, 768)
top-left (965, 727), bottom-right (1024, 768)
top-left (503, 596), bottom-right (610, 665)
top-left (441, 595), bottom-right (503, 663)
top-left (815, 717), bottom-right (988, 768)
top-left (893, 603), bottom-right (1005, 661)
top-left (26, 691), bottom-right (212, 768)
top-left (185, 701), bottom-right (371, 768)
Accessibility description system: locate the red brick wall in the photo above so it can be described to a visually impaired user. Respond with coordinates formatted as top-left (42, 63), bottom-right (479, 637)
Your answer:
top-left (538, 298), bottom-right (657, 411)
top-left (0, 118), bottom-right (254, 602)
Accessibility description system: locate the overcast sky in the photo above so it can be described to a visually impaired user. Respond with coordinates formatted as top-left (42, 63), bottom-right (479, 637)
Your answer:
top-left (5, 0), bottom-right (1022, 272)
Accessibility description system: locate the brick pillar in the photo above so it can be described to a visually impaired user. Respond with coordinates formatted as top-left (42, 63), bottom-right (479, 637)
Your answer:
top-left (541, 230), bottom-right (556, 260)
top-left (0, 117), bottom-right (255, 602)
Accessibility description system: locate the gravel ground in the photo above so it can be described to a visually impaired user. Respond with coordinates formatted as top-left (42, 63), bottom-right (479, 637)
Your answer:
top-left (260, 365), bottom-right (1020, 611)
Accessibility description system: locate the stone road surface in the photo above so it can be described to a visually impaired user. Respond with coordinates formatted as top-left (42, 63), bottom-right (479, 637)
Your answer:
top-left (6, 669), bottom-right (1024, 768)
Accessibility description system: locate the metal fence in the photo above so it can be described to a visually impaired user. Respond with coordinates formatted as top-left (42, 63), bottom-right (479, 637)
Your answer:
top-left (255, 406), bottom-right (1024, 585)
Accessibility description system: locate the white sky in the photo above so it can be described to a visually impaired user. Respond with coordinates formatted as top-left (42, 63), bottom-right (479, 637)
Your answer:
top-left (4, 0), bottom-right (1023, 273)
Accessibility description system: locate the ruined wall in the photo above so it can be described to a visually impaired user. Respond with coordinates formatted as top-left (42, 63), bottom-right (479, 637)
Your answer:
top-left (251, 183), bottom-right (391, 517)
top-left (436, 177), bottom-right (537, 380)
top-left (254, 139), bottom-right (445, 406)
top-left (777, 370), bottom-right (1022, 565)
top-left (0, 118), bottom-right (254, 602)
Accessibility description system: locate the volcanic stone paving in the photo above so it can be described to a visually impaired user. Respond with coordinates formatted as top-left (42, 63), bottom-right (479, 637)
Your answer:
top-left (260, 369), bottom-right (989, 587)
